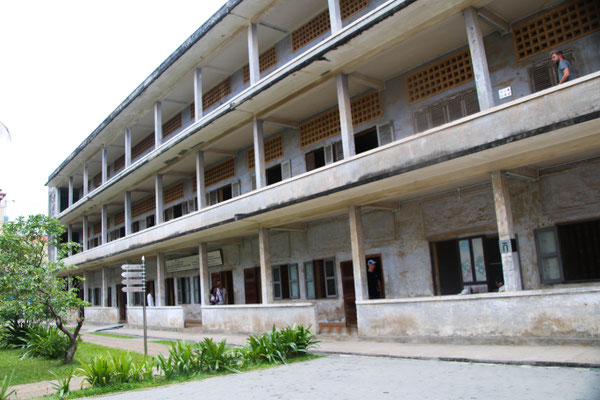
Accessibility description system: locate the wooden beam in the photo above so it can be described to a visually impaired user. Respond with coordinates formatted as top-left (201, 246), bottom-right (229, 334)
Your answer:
top-left (478, 7), bottom-right (510, 35)
top-left (364, 200), bottom-right (398, 211)
top-left (506, 167), bottom-right (538, 181)
top-left (270, 223), bottom-right (306, 232)
top-left (263, 117), bottom-right (298, 129)
top-left (349, 72), bottom-right (384, 90)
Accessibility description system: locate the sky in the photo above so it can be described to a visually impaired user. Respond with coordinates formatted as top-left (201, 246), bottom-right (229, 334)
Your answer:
top-left (0, 0), bottom-right (226, 220)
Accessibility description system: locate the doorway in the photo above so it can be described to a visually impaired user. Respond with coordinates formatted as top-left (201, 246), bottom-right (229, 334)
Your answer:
top-left (165, 278), bottom-right (175, 306)
top-left (340, 261), bottom-right (357, 327)
top-left (243, 266), bottom-right (262, 304)
top-left (116, 284), bottom-right (127, 321)
top-left (211, 270), bottom-right (234, 304)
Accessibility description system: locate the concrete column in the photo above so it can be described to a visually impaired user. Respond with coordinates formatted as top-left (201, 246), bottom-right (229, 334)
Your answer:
top-left (83, 272), bottom-right (89, 303)
top-left (173, 278), bottom-right (179, 305)
top-left (124, 191), bottom-right (132, 236)
top-left (195, 151), bottom-right (207, 209)
top-left (348, 206), bottom-right (368, 301)
top-left (336, 74), bottom-right (355, 158)
top-left (101, 267), bottom-right (108, 307)
top-left (156, 254), bottom-right (166, 307)
top-left (328, 0), bottom-right (343, 33)
top-left (258, 228), bottom-right (273, 304)
top-left (67, 224), bottom-right (73, 256)
top-left (247, 23), bottom-right (260, 85)
top-left (101, 205), bottom-right (108, 245)
top-left (101, 146), bottom-right (108, 184)
top-left (155, 174), bottom-right (164, 224)
top-left (82, 216), bottom-right (89, 251)
top-left (253, 119), bottom-right (267, 189)
top-left (198, 243), bottom-right (210, 306)
top-left (83, 163), bottom-right (89, 196)
top-left (68, 176), bottom-right (74, 207)
top-left (154, 101), bottom-right (163, 147)
top-left (464, 7), bottom-right (495, 111)
top-left (491, 170), bottom-right (523, 291)
top-left (125, 127), bottom-right (132, 167)
top-left (193, 68), bottom-right (203, 121)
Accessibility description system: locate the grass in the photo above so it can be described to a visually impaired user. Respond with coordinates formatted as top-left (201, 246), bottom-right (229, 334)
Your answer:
top-left (0, 342), bottom-right (146, 386)
top-left (150, 340), bottom-right (175, 346)
top-left (89, 332), bottom-right (136, 339)
top-left (59, 353), bottom-right (321, 399)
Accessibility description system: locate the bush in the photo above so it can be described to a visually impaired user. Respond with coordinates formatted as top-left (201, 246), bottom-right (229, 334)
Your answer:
top-left (196, 338), bottom-right (242, 373)
top-left (247, 324), bottom-right (320, 364)
top-left (0, 320), bottom-right (30, 349)
top-left (75, 352), bottom-right (155, 388)
top-left (76, 354), bottom-right (115, 387)
top-left (21, 325), bottom-right (70, 359)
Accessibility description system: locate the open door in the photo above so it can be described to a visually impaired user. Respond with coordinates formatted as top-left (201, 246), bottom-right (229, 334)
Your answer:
top-left (244, 266), bottom-right (262, 304)
top-left (211, 270), bottom-right (234, 304)
top-left (340, 261), bottom-right (357, 327)
top-left (116, 284), bottom-right (127, 321)
top-left (165, 278), bottom-right (175, 306)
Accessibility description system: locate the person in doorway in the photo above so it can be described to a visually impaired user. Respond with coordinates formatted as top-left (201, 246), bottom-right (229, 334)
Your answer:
top-left (551, 50), bottom-right (575, 84)
top-left (367, 259), bottom-right (382, 299)
top-left (216, 280), bottom-right (226, 305)
top-left (146, 292), bottom-right (154, 307)
top-left (495, 279), bottom-right (506, 293)
top-left (209, 286), bottom-right (219, 305)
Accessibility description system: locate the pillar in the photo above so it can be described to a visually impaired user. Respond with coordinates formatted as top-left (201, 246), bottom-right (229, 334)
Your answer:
top-left (156, 253), bottom-right (166, 307)
top-left (198, 243), bottom-right (210, 306)
top-left (83, 163), bottom-right (89, 196)
top-left (336, 74), bottom-right (355, 158)
top-left (101, 267), bottom-right (108, 307)
top-left (101, 146), bottom-right (108, 185)
top-left (348, 206), bottom-right (368, 301)
top-left (101, 204), bottom-right (108, 245)
top-left (83, 272), bottom-right (89, 303)
top-left (195, 151), bottom-right (207, 209)
top-left (68, 176), bottom-right (74, 207)
top-left (258, 228), bottom-right (273, 304)
top-left (155, 174), bottom-right (164, 224)
top-left (154, 101), bottom-right (162, 147)
top-left (491, 170), bottom-right (523, 291)
top-left (464, 7), bottom-right (495, 110)
top-left (124, 191), bottom-right (132, 236)
top-left (125, 127), bottom-right (132, 167)
top-left (67, 224), bottom-right (73, 256)
top-left (247, 23), bottom-right (260, 85)
top-left (82, 216), bottom-right (89, 251)
top-left (253, 119), bottom-right (266, 189)
top-left (328, 0), bottom-right (343, 33)
top-left (193, 68), bottom-right (203, 121)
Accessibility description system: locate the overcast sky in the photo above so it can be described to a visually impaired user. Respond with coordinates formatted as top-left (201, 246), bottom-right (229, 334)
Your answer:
top-left (0, 0), bottom-right (226, 220)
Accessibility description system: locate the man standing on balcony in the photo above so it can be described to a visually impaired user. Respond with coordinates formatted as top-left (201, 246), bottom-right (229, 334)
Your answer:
top-left (551, 50), bottom-right (575, 84)
top-left (216, 281), bottom-right (226, 305)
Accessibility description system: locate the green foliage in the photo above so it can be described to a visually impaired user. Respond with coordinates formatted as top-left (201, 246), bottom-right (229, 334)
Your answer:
top-left (155, 340), bottom-right (199, 378)
top-left (21, 325), bottom-right (70, 359)
top-left (246, 324), bottom-right (320, 364)
top-left (196, 338), bottom-right (242, 373)
top-left (0, 319), bottom-right (30, 349)
top-left (0, 371), bottom-right (16, 400)
top-left (75, 354), bottom-right (115, 387)
top-left (49, 372), bottom-right (73, 399)
top-left (75, 352), bottom-right (155, 388)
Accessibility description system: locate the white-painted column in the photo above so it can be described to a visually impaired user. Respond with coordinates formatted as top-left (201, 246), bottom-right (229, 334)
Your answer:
top-left (154, 101), bottom-right (163, 147)
top-left (101, 267), bottom-right (108, 307)
top-left (67, 224), bottom-right (73, 256)
top-left (253, 119), bottom-right (266, 189)
top-left (193, 68), bottom-right (203, 121)
top-left (258, 228), bottom-right (273, 304)
top-left (82, 216), bottom-right (89, 251)
top-left (196, 151), bottom-right (207, 209)
top-left (124, 191), bottom-right (132, 236)
top-left (491, 170), bottom-right (523, 291)
top-left (155, 174), bottom-right (164, 224)
top-left (83, 163), bottom-right (89, 196)
top-left (349, 206), bottom-right (368, 301)
top-left (247, 23), bottom-right (260, 85)
top-left (83, 272), bottom-right (89, 303)
top-left (101, 205), bottom-right (108, 245)
top-left (464, 7), bottom-right (495, 111)
top-left (125, 127), bottom-right (132, 167)
top-left (101, 146), bottom-right (108, 184)
top-left (68, 176), bottom-right (74, 207)
top-left (156, 254), bottom-right (166, 307)
top-left (198, 243), bottom-right (210, 306)
top-left (336, 74), bottom-right (355, 158)
top-left (173, 278), bottom-right (179, 305)
top-left (328, 0), bottom-right (343, 33)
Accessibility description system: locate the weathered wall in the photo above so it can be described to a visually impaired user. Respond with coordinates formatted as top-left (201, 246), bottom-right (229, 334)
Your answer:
top-left (357, 287), bottom-right (600, 341)
top-left (85, 307), bottom-right (120, 325)
top-left (127, 306), bottom-right (185, 330)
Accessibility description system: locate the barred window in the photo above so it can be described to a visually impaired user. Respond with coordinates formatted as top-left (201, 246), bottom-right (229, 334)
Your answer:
top-left (205, 159), bottom-right (235, 188)
top-left (247, 135), bottom-right (283, 169)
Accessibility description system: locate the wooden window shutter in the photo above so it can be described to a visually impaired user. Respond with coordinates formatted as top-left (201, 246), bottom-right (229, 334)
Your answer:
top-left (462, 89), bottom-right (480, 116)
top-left (446, 95), bottom-right (464, 122)
top-left (334, 140), bottom-right (344, 161)
top-left (324, 143), bottom-right (334, 165)
top-left (281, 160), bottom-right (292, 180)
top-left (429, 103), bottom-right (447, 128)
top-left (305, 151), bottom-right (316, 172)
top-left (376, 122), bottom-right (394, 146)
top-left (529, 63), bottom-right (555, 93)
top-left (413, 109), bottom-right (430, 133)
top-left (231, 181), bottom-right (241, 197)
top-left (251, 175), bottom-right (256, 191)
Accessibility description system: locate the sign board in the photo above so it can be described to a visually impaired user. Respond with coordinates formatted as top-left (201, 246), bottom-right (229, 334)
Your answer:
top-left (122, 264), bottom-right (145, 271)
top-left (165, 250), bottom-right (223, 273)
top-left (122, 271), bottom-right (145, 278)
top-left (122, 286), bottom-right (145, 293)
top-left (122, 279), bottom-right (145, 286)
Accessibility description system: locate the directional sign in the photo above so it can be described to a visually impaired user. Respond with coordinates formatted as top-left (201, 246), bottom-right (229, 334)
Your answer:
top-left (122, 279), bottom-right (145, 286)
top-left (122, 271), bottom-right (145, 278)
top-left (122, 264), bottom-right (145, 271)
top-left (122, 286), bottom-right (145, 293)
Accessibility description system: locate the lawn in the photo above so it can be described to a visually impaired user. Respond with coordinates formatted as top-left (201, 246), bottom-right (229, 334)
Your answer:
top-left (0, 342), bottom-right (146, 386)
top-left (89, 332), bottom-right (136, 339)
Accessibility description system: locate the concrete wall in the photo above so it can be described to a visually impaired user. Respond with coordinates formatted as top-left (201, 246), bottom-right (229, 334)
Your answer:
top-left (85, 307), bottom-right (120, 325)
top-left (356, 287), bottom-right (600, 341)
top-left (202, 303), bottom-right (317, 334)
top-left (127, 306), bottom-right (185, 330)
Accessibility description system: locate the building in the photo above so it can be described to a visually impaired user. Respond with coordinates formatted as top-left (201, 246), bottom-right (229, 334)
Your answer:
top-left (47, 0), bottom-right (600, 342)
top-left (0, 189), bottom-right (8, 225)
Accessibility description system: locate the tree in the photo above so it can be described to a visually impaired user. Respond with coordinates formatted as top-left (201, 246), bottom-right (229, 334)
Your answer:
top-left (0, 214), bottom-right (86, 363)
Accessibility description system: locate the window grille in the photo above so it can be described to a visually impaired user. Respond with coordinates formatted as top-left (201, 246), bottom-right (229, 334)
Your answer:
top-left (205, 158), bottom-right (235, 187)
top-left (247, 135), bottom-right (283, 169)
top-left (163, 182), bottom-right (184, 205)
top-left (412, 88), bottom-right (480, 133)
top-left (243, 47), bottom-right (277, 84)
top-left (512, 0), bottom-right (599, 60)
top-left (203, 77), bottom-right (231, 111)
top-left (113, 211), bottom-right (124, 227)
top-left (132, 133), bottom-right (155, 161)
top-left (132, 196), bottom-right (155, 218)
top-left (93, 223), bottom-right (101, 235)
top-left (162, 113), bottom-right (182, 139)
top-left (406, 50), bottom-right (473, 104)
top-left (113, 155), bottom-right (125, 173)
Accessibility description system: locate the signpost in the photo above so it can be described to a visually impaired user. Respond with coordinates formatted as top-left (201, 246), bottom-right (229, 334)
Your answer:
top-left (121, 256), bottom-right (147, 356)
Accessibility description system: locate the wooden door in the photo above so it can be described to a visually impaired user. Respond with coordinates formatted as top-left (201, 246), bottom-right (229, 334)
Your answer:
top-left (116, 284), bottom-right (127, 321)
top-left (432, 240), bottom-right (462, 295)
top-left (146, 280), bottom-right (155, 305)
top-left (244, 266), bottom-right (262, 304)
top-left (340, 261), bottom-right (357, 327)
top-left (165, 278), bottom-right (175, 306)
top-left (211, 270), bottom-right (235, 304)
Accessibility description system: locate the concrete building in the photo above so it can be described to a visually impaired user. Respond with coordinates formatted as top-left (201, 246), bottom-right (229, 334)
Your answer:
top-left (47, 0), bottom-right (600, 343)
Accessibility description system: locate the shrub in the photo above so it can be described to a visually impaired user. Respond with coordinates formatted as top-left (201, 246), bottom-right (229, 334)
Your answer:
top-left (49, 373), bottom-right (72, 399)
top-left (0, 372), bottom-right (16, 400)
top-left (75, 354), bottom-right (115, 387)
top-left (21, 325), bottom-right (70, 360)
top-left (0, 320), bottom-right (30, 349)
top-left (155, 340), bottom-right (200, 379)
top-left (196, 338), bottom-right (241, 373)
top-left (247, 324), bottom-right (320, 364)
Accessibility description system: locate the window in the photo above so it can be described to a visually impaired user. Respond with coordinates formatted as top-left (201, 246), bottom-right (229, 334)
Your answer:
top-left (164, 202), bottom-right (188, 222)
top-left (177, 277), bottom-right (191, 304)
top-left (132, 221), bottom-right (140, 233)
top-left (535, 219), bottom-right (600, 284)
top-left (146, 215), bottom-right (155, 228)
top-left (413, 89), bottom-right (479, 133)
top-left (107, 287), bottom-right (112, 307)
top-left (305, 141), bottom-right (343, 172)
top-left (109, 226), bottom-right (125, 242)
top-left (93, 288), bottom-right (101, 306)
top-left (266, 161), bottom-right (292, 186)
top-left (272, 264), bottom-right (300, 300)
top-left (304, 259), bottom-right (337, 299)
top-left (193, 276), bottom-right (200, 304)
top-left (458, 237), bottom-right (487, 286)
top-left (528, 51), bottom-right (575, 93)
top-left (88, 237), bottom-right (99, 250)
top-left (206, 181), bottom-right (240, 206)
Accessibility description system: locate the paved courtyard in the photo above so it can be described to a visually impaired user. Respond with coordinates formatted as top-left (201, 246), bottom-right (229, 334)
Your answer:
top-left (97, 354), bottom-right (600, 400)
